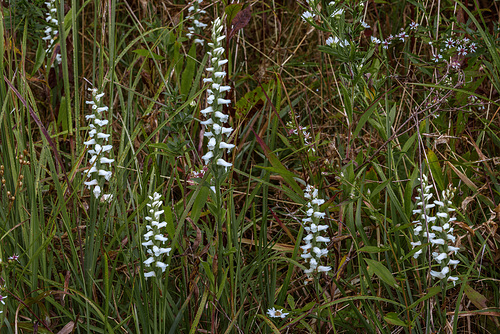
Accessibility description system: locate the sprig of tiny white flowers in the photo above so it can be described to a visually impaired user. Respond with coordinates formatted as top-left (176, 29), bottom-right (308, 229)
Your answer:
top-left (185, 0), bottom-right (207, 45)
top-left (142, 192), bottom-right (172, 279)
top-left (83, 88), bottom-right (114, 203)
top-left (42, 0), bottom-right (61, 65)
top-left (300, 185), bottom-right (331, 284)
top-left (285, 120), bottom-right (315, 154)
top-left (199, 17), bottom-right (235, 172)
top-left (411, 175), bottom-right (460, 286)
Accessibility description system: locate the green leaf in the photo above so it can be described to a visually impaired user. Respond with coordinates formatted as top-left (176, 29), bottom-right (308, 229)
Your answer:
top-left (287, 294), bottom-right (295, 310)
top-left (383, 312), bottom-right (407, 327)
top-left (164, 206), bottom-right (175, 239)
top-left (408, 286), bottom-right (441, 310)
top-left (369, 177), bottom-right (391, 199)
top-left (464, 284), bottom-right (488, 310)
top-left (299, 301), bottom-right (316, 312)
top-left (404, 168), bottom-right (419, 216)
top-left (189, 290), bottom-right (209, 334)
top-left (181, 44), bottom-right (196, 96)
top-left (225, 4), bottom-right (243, 25)
top-left (201, 261), bottom-right (215, 285)
top-left (33, 41), bottom-right (45, 75)
top-left (253, 131), bottom-right (302, 195)
top-left (132, 48), bottom-right (165, 60)
top-left (358, 246), bottom-right (390, 253)
top-left (353, 101), bottom-right (378, 137)
top-left (190, 186), bottom-right (208, 224)
top-left (426, 149), bottom-right (444, 191)
top-left (401, 132), bottom-right (417, 154)
top-left (364, 258), bottom-right (398, 288)
top-left (258, 315), bottom-right (281, 334)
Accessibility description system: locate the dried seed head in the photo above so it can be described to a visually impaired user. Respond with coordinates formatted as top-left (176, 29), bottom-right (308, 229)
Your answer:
top-left (23, 149), bottom-right (28, 155)
top-left (19, 175), bottom-right (24, 180)
top-left (10, 196), bottom-right (15, 201)
top-left (6, 191), bottom-right (11, 197)
top-left (1, 179), bottom-right (5, 184)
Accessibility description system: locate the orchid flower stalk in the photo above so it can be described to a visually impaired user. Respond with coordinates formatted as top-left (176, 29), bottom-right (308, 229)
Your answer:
top-left (43, 0), bottom-right (61, 65)
top-left (83, 88), bottom-right (114, 203)
top-left (300, 185), bottom-right (331, 284)
top-left (196, 16), bottom-right (236, 297)
top-left (199, 17), bottom-right (234, 175)
top-left (185, 0), bottom-right (207, 45)
top-left (142, 192), bottom-right (171, 279)
top-left (411, 175), bottom-right (460, 286)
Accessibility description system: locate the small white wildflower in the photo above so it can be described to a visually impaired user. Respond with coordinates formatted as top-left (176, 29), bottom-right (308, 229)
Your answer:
top-left (301, 11), bottom-right (314, 22)
top-left (430, 266), bottom-right (449, 279)
top-left (216, 158), bottom-right (232, 171)
top-left (330, 9), bottom-right (344, 17)
top-left (445, 38), bottom-right (455, 48)
top-left (432, 53), bottom-right (443, 63)
top-left (267, 307), bottom-right (289, 319)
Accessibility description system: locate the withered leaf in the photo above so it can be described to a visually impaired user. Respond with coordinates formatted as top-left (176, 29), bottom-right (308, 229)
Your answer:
top-left (228, 6), bottom-right (251, 41)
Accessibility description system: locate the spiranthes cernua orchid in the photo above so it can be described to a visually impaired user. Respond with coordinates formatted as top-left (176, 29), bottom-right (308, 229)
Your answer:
top-left (300, 185), bottom-right (331, 284)
top-left (83, 88), bottom-right (114, 203)
top-left (199, 17), bottom-right (234, 174)
top-left (43, 0), bottom-right (61, 66)
top-left (185, 0), bottom-right (206, 45)
top-left (411, 175), bottom-right (461, 286)
top-left (142, 192), bottom-right (171, 279)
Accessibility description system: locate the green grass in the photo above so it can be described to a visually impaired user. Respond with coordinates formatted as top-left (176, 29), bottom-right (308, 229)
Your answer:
top-left (0, 0), bottom-right (499, 333)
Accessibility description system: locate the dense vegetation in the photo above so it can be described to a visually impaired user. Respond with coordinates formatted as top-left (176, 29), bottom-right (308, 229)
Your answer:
top-left (0, 0), bottom-right (499, 333)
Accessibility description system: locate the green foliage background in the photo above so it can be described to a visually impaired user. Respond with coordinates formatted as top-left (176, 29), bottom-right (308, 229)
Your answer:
top-left (0, 0), bottom-right (499, 333)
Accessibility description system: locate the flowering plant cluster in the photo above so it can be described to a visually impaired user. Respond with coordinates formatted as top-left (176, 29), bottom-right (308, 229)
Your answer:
top-left (411, 175), bottom-right (460, 285)
top-left (199, 17), bottom-right (234, 172)
top-left (369, 20), bottom-right (478, 67)
top-left (185, 0), bottom-right (207, 45)
top-left (285, 120), bottom-right (315, 154)
top-left (83, 88), bottom-right (114, 202)
top-left (42, 0), bottom-right (61, 65)
top-left (142, 192), bottom-right (171, 278)
top-left (300, 185), bottom-right (331, 284)
top-left (301, 0), bottom-right (356, 22)
top-left (431, 37), bottom-right (477, 67)
top-left (301, 1), bottom-right (366, 51)
top-left (370, 25), bottom-right (415, 49)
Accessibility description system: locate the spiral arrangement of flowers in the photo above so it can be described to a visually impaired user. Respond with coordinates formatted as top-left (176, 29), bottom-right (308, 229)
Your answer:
top-left (142, 192), bottom-right (171, 278)
top-left (185, 0), bottom-right (207, 45)
top-left (83, 88), bottom-right (114, 203)
top-left (199, 17), bottom-right (234, 172)
top-left (300, 185), bottom-right (331, 284)
top-left (42, 0), bottom-right (61, 65)
top-left (412, 175), bottom-right (460, 285)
